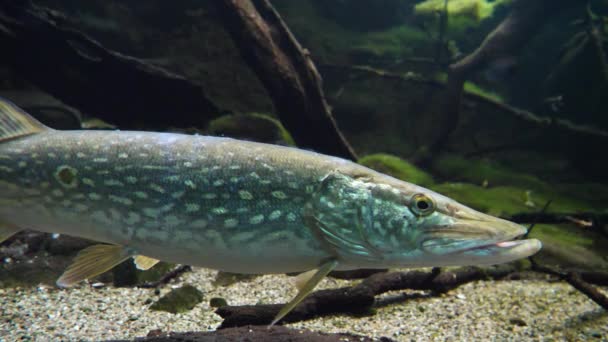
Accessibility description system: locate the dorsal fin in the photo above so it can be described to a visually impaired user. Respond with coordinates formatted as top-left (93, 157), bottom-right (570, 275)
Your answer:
top-left (0, 96), bottom-right (49, 142)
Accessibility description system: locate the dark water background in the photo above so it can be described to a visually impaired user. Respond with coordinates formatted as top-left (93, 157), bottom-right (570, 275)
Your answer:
top-left (0, 0), bottom-right (607, 316)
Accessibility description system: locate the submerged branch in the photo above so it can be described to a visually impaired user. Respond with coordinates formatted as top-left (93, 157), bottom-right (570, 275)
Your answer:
top-left (216, 263), bottom-right (608, 327)
top-left (214, 0), bottom-right (356, 160)
top-left (531, 261), bottom-right (608, 310)
top-left (216, 265), bottom-right (516, 328)
top-left (431, 0), bottom-right (583, 157)
top-left (320, 63), bottom-right (608, 141)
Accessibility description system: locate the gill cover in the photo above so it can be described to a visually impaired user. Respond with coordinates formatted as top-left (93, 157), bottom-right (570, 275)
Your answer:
top-left (304, 172), bottom-right (390, 262)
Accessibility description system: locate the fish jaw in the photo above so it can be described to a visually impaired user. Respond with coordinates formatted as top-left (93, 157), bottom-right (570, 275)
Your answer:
top-left (417, 214), bottom-right (542, 267)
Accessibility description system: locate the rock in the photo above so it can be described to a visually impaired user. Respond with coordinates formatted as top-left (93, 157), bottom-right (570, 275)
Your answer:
top-left (509, 317), bottom-right (527, 326)
top-left (149, 284), bottom-right (204, 314)
top-left (358, 153), bottom-right (434, 187)
top-left (429, 182), bottom-right (604, 217)
top-left (209, 297), bottom-right (228, 308)
top-left (212, 271), bottom-right (259, 287)
top-left (112, 259), bottom-right (139, 287)
top-left (431, 155), bottom-right (548, 190)
top-left (205, 113), bottom-right (295, 146)
top-left (105, 325), bottom-right (385, 342)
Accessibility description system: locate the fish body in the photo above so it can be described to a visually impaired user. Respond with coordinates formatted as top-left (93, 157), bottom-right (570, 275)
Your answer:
top-left (1, 129), bottom-right (352, 273)
top-left (0, 97), bottom-right (541, 324)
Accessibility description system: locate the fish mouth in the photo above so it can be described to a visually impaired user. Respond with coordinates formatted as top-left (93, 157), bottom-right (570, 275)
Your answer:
top-left (453, 238), bottom-right (542, 264)
top-left (420, 217), bottom-right (542, 265)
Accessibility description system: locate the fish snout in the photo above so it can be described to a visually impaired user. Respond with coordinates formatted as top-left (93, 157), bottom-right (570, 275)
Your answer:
top-left (420, 215), bottom-right (528, 255)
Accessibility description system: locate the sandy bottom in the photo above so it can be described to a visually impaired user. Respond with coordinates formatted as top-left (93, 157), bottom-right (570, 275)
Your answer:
top-left (1, 267), bottom-right (607, 341)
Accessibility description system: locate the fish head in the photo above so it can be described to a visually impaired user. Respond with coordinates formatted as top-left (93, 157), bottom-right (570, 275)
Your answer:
top-left (362, 178), bottom-right (542, 267)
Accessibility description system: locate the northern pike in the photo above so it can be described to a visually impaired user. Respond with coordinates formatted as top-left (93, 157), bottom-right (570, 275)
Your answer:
top-left (0, 97), bottom-right (541, 324)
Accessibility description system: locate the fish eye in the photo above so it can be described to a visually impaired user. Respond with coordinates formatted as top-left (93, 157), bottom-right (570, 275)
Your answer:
top-left (410, 193), bottom-right (435, 216)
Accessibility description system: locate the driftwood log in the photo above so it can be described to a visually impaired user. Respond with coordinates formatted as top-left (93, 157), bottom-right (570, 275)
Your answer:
top-left (106, 325), bottom-right (385, 342)
top-left (214, 0), bottom-right (357, 161)
top-left (432, 0), bottom-right (584, 156)
top-left (0, 0), bottom-right (219, 129)
top-left (216, 265), bottom-right (517, 328)
top-left (216, 264), bottom-right (608, 328)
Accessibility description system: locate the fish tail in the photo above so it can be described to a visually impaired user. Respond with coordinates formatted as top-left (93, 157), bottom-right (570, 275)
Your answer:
top-left (0, 96), bottom-right (50, 143)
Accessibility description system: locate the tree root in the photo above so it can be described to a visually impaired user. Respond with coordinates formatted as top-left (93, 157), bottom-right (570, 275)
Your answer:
top-left (214, 0), bottom-right (356, 160)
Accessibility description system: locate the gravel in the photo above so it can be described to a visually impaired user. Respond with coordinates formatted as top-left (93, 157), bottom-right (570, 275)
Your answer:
top-left (0, 268), bottom-right (606, 341)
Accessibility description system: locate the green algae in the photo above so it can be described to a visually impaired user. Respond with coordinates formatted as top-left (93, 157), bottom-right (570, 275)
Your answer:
top-left (205, 113), bottom-right (295, 146)
top-left (432, 155), bottom-right (548, 190)
top-left (274, 1), bottom-right (431, 64)
top-left (358, 153), bottom-right (434, 187)
top-left (430, 155), bottom-right (607, 215)
top-left (209, 297), bottom-right (228, 308)
top-left (433, 73), bottom-right (504, 102)
top-left (414, 0), bottom-right (511, 32)
top-left (149, 284), bottom-right (204, 314)
top-left (351, 26), bottom-right (429, 60)
top-left (430, 182), bottom-right (602, 217)
top-left (415, 0), bottom-right (493, 20)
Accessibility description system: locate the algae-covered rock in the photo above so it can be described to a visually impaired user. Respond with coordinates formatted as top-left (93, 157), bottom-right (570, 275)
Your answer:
top-left (149, 284), bottom-right (204, 314)
top-left (358, 153), bottom-right (434, 186)
top-left (432, 155), bottom-right (548, 190)
top-left (212, 271), bottom-right (259, 287)
top-left (430, 182), bottom-right (602, 217)
top-left (414, 0), bottom-right (507, 22)
top-left (349, 26), bottom-right (429, 61)
top-left (209, 297), bottom-right (228, 308)
top-left (431, 155), bottom-right (608, 214)
top-left (205, 113), bottom-right (295, 146)
top-left (414, 0), bottom-right (512, 37)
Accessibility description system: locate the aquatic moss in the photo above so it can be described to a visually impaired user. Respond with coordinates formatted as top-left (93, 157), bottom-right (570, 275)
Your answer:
top-left (212, 271), bottom-right (258, 287)
top-left (432, 155), bottom-right (548, 190)
top-left (274, 1), bottom-right (431, 64)
top-left (430, 182), bottom-right (600, 217)
top-left (149, 284), bottom-right (204, 314)
top-left (431, 155), bottom-right (607, 214)
top-left (358, 153), bottom-right (434, 187)
top-left (351, 26), bottom-right (429, 60)
top-left (209, 297), bottom-right (228, 308)
top-left (205, 113), bottom-right (295, 146)
top-left (414, 0), bottom-right (509, 22)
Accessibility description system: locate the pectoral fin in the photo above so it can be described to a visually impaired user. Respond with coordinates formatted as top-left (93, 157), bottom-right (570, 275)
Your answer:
top-left (270, 259), bottom-right (338, 327)
top-left (0, 222), bottom-right (21, 243)
top-left (293, 269), bottom-right (317, 292)
top-left (133, 255), bottom-right (160, 270)
top-left (56, 244), bottom-right (133, 287)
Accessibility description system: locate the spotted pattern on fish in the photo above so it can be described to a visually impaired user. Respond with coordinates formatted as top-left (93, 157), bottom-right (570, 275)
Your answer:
top-left (0, 130), bottom-right (364, 273)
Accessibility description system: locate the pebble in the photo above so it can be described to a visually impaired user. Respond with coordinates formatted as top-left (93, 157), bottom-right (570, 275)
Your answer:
top-left (0, 268), bottom-right (606, 341)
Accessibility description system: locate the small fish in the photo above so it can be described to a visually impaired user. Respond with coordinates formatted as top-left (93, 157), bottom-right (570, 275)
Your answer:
top-left (0, 97), bottom-right (541, 325)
